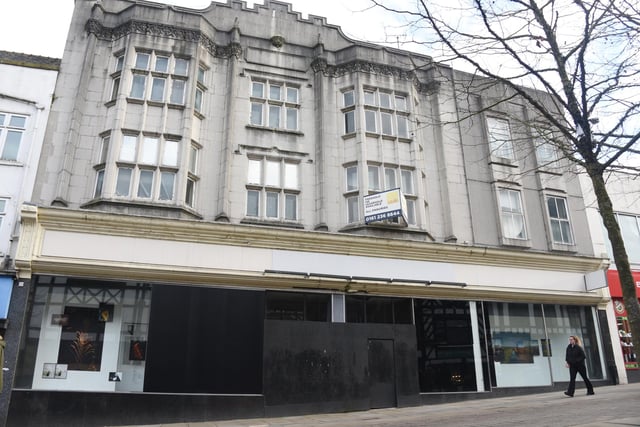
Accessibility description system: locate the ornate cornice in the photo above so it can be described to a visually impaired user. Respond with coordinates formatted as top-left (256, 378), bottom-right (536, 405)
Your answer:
top-left (311, 58), bottom-right (440, 94)
top-left (85, 19), bottom-right (242, 59)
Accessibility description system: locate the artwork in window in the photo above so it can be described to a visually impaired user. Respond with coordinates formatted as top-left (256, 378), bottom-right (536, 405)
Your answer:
top-left (98, 303), bottom-right (114, 322)
top-left (492, 332), bottom-right (534, 364)
top-left (129, 340), bottom-right (147, 361)
top-left (57, 306), bottom-right (105, 371)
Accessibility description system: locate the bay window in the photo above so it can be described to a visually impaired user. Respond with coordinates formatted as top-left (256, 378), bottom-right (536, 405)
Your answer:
top-left (246, 157), bottom-right (300, 221)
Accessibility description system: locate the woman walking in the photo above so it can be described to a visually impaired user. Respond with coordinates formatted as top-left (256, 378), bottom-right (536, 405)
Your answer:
top-left (564, 335), bottom-right (594, 397)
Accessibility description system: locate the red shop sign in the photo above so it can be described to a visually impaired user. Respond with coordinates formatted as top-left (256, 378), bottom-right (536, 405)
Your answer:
top-left (607, 269), bottom-right (640, 298)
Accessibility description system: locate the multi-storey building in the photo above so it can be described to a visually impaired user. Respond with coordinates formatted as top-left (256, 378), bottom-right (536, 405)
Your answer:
top-left (8, 1), bottom-right (614, 425)
top-left (0, 50), bottom-right (59, 426)
top-left (583, 172), bottom-right (640, 383)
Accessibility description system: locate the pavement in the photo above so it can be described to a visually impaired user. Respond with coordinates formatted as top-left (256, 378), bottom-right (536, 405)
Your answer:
top-left (110, 382), bottom-right (640, 427)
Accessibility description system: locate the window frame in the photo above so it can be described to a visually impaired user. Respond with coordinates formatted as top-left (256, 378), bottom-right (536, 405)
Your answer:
top-left (498, 188), bottom-right (527, 240)
top-left (249, 79), bottom-right (300, 132)
top-left (546, 195), bottom-right (574, 245)
top-left (245, 157), bottom-right (300, 221)
top-left (0, 112), bottom-right (27, 161)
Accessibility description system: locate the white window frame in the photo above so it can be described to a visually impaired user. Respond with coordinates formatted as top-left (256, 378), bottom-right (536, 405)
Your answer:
top-left (250, 79), bottom-right (300, 131)
top-left (487, 116), bottom-right (515, 160)
top-left (0, 198), bottom-right (9, 230)
top-left (245, 157), bottom-right (300, 221)
top-left (498, 188), bottom-right (527, 240)
top-left (0, 113), bottom-right (27, 161)
top-left (546, 195), bottom-right (574, 245)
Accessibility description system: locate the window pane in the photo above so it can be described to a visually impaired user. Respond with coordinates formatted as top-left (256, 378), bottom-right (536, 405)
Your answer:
top-left (347, 196), bottom-right (359, 222)
top-left (174, 58), bottom-right (189, 76)
top-left (137, 170), bottom-right (154, 198)
top-left (619, 215), bottom-right (640, 263)
top-left (265, 292), bottom-right (304, 320)
top-left (286, 108), bottom-right (297, 131)
top-left (252, 82), bottom-right (264, 98)
top-left (1, 131), bottom-right (22, 160)
top-left (130, 75), bottom-right (146, 99)
top-left (170, 79), bottom-right (185, 104)
top-left (364, 90), bottom-right (376, 106)
top-left (406, 199), bottom-right (416, 225)
top-left (140, 137), bottom-right (158, 164)
top-left (401, 170), bottom-right (414, 194)
top-left (162, 140), bottom-right (179, 166)
top-left (269, 85), bottom-right (281, 100)
top-left (265, 160), bottom-right (280, 186)
top-left (247, 190), bottom-right (260, 216)
top-left (248, 159), bottom-right (262, 184)
top-left (189, 146), bottom-right (198, 174)
top-left (9, 115), bottom-right (26, 128)
top-left (368, 165), bottom-right (380, 191)
top-left (115, 55), bottom-right (125, 72)
top-left (195, 88), bottom-right (203, 112)
top-left (385, 168), bottom-right (396, 189)
top-left (285, 194), bottom-right (297, 220)
top-left (135, 53), bottom-right (149, 69)
top-left (487, 117), bottom-right (514, 159)
top-left (186, 179), bottom-right (195, 207)
top-left (99, 136), bottom-right (110, 163)
top-left (397, 115), bottom-right (409, 138)
top-left (366, 297), bottom-right (393, 323)
top-left (536, 142), bottom-right (557, 164)
top-left (286, 87), bottom-right (298, 103)
top-left (344, 111), bottom-right (355, 134)
top-left (116, 168), bottom-right (132, 196)
top-left (343, 90), bottom-right (354, 107)
top-left (365, 110), bottom-right (376, 133)
top-left (111, 77), bottom-right (120, 100)
top-left (250, 103), bottom-right (263, 125)
top-left (395, 95), bottom-right (407, 111)
top-left (346, 166), bottom-right (358, 191)
top-left (266, 192), bottom-right (279, 218)
top-left (381, 112), bottom-right (393, 135)
top-left (379, 92), bottom-right (392, 109)
top-left (94, 169), bottom-right (104, 198)
top-left (284, 163), bottom-right (298, 188)
top-left (150, 77), bottom-right (165, 102)
top-left (346, 296), bottom-right (365, 323)
top-left (500, 189), bottom-right (526, 239)
top-left (120, 135), bottom-right (137, 162)
top-left (159, 172), bottom-right (175, 200)
top-left (197, 66), bottom-right (206, 84)
top-left (269, 105), bottom-right (280, 128)
top-left (155, 56), bottom-right (169, 73)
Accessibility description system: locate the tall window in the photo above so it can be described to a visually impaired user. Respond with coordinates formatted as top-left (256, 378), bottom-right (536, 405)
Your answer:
top-left (0, 112), bottom-right (27, 161)
top-left (342, 89), bottom-right (356, 134)
top-left (249, 80), bottom-right (299, 131)
top-left (487, 117), bottom-right (515, 160)
top-left (185, 143), bottom-right (199, 208)
top-left (499, 188), bottom-right (527, 239)
top-left (0, 198), bottom-right (7, 230)
top-left (114, 134), bottom-right (179, 201)
top-left (344, 165), bottom-right (360, 223)
top-left (401, 169), bottom-right (416, 225)
top-left (616, 214), bottom-right (640, 264)
top-left (246, 158), bottom-right (299, 221)
top-left (362, 89), bottom-right (410, 138)
top-left (546, 195), bottom-right (574, 244)
top-left (127, 51), bottom-right (190, 106)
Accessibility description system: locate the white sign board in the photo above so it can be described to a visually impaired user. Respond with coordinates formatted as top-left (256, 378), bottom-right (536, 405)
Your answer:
top-left (364, 188), bottom-right (406, 224)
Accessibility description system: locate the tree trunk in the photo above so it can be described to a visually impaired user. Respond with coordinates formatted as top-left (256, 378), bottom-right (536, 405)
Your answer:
top-left (589, 170), bottom-right (640, 358)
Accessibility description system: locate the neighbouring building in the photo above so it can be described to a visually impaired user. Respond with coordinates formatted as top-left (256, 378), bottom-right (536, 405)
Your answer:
top-left (583, 172), bottom-right (640, 383)
top-left (0, 50), bottom-right (59, 425)
top-left (9, 1), bottom-right (614, 426)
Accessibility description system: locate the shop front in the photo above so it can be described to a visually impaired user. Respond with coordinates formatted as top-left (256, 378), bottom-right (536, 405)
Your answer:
top-left (607, 269), bottom-right (640, 375)
top-left (8, 207), bottom-right (611, 426)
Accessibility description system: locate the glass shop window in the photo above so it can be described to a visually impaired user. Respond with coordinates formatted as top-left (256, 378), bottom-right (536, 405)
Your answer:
top-left (265, 291), bottom-right (330, 322)
top-left (345, 295), bottom-right (412, 324)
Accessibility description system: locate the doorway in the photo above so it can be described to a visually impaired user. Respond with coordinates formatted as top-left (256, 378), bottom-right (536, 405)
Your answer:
top-left (368, 339), bottom-right (396, 408)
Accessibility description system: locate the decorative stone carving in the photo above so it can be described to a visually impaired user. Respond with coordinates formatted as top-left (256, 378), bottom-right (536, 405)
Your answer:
top-left (85, 19), bottom-right (242, 59)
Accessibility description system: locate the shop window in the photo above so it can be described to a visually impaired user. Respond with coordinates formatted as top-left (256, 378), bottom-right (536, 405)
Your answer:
top-left (345, 296), bottom-right (412, 324)
top-left (265, 291), bottom-right (330, 322)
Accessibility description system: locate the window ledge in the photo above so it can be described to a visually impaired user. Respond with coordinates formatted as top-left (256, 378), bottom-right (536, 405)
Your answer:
top-left (80, 198), bottom-right (204, 219)
top-left (167, 103), bottom-right (185, 110)
top-left (240, 218), bottom-right (305, 229)
top-left (500, 237), bottom-right (532, 248)
top-left (245, 124), bottom-right (303, 136)
top-left (549, 242), bottom-right (577, 252)
top-left (489, 157), bottom-right (518, 168)
top-left (126, 97), bottom-right (145, 105)
top-left (0, 160), bottom-right (23, 167)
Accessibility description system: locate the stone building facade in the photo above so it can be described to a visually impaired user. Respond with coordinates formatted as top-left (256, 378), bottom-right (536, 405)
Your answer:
top-left (9, 1), bottom-right (614, 426)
